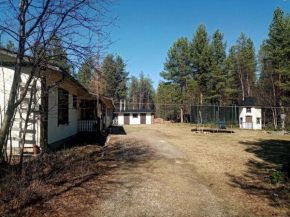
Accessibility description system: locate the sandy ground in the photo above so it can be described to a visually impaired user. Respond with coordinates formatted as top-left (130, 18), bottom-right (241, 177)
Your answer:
top-left (91, 131), bottom-right (251, 217)
top-left (113, 124), bottom-right (290, 216)
top-left (18, 124), bottom-right (289, 216)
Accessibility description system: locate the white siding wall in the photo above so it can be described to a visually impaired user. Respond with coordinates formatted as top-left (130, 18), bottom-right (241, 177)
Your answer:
top-left (117, 113), bottom-right (153, 125)
top-left (146, 113), bottom-right (151, 124)
top-left (253, 108), bottom-right (262, 130)
top-left (47, 87), bottom-right (80, 144)
top-left (239, 107), bottom-right (262, 130)
top-left (130, 113), bottom-right (140, 125)
top-left (118, 113), bottom-right (124, 125)
top-left (0, 67), bottom-right (41, 151)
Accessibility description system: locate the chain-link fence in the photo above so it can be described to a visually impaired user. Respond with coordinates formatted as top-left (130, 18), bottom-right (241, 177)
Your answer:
top-left (190, 105), bottom-right (239, 126)
top-left (189, 105), bottom-right (290, 131)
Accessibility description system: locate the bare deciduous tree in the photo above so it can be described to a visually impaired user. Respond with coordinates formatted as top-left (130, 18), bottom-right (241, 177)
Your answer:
top-left (0, 0), bottom-right (114, 162)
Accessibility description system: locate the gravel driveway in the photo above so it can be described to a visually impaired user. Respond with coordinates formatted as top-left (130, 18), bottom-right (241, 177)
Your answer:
top-left (91, 131), bottom-right (251, 217)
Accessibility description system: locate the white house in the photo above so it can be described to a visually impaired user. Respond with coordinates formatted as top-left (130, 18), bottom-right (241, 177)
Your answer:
top-left (0, 48), bottom-right (114, 154)
top-left (115, 109), bottom-right (155, 125)
top-left (239, 97), bottom-right (262, 130)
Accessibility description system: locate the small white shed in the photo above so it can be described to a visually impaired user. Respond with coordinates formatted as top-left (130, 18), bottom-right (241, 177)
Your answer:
top-left (239, 97), bottom-right (262, 130)
top-left (115, 110), bottom-right (155, 125)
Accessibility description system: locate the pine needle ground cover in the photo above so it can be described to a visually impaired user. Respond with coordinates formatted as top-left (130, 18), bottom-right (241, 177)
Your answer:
top-left (124, 124), bottom-right (290, 216)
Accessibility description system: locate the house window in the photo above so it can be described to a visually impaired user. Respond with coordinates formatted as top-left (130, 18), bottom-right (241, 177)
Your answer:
top-left (73, 95), bottom-right (77, 109)
top-left (58, 88), bottom-right (69, 125)
top-left (246, 107), bottom-right (251, 113)
top-left (240, 117), bottom-right (243, 123)
top-left (133, 113), bottom-right (138, 118)
top-left (257, 118), bottom-right (261, 124)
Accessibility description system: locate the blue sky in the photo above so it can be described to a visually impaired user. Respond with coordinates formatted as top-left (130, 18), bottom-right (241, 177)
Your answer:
top-left (106, 0), bottom-right (290, 89)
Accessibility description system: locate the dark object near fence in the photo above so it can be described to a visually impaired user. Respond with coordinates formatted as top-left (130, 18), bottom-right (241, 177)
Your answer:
top-left (220, 123), bottom-right (226, 129)
top-left (191, 129), bottom-right (235, 134)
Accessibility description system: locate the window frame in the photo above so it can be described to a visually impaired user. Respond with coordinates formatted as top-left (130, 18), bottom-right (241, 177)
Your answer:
top-left (246, 107), bottom-right (251, 113)
top-left (73, 94), bottom-right (77, 110)
top-left (132, 113), bottom-right (138, 118)
top-left (256, 117), bottom-right (261, 125)
top-left (58, 88), bottom-right (69, 125)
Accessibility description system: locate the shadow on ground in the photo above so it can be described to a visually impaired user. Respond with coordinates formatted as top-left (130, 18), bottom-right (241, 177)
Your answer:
top-left (0, 133), bottom-right (155, 217)
top-left (228, 139), bottom-right (290, 209)
top-left (107, 126), bottom-right (127, 135)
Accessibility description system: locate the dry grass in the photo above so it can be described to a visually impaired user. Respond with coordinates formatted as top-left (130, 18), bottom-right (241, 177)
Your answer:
top-left (0, 131), bottom-right (156, 217)
top-left (1, 125), bottom-right (289, 216)
top-left (0, 145), bottom-right (105, 216)
top-left (123, 124), bottom-right (290, 216)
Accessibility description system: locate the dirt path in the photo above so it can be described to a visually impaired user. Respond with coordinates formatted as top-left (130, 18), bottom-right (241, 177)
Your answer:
top-left (91, 131), bottom-right (253, 217)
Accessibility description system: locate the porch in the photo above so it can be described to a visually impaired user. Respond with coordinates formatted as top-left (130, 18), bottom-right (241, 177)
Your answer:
top-left (78, 120), bottom-right (98, 132)
top-left (78, 96), bottom-right (114, 132)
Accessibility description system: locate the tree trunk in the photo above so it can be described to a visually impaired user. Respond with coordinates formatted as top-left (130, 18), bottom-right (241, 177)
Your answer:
top-left (0, 0), bottom-right (28, 160)
top-left (40, 71), bottom-right (48, 153)
top-left (139, 88), bottom-right (142, 109)
top-left (238, 65), bottom-right (245, 101)
top-left (147, 91), bottom-right (149, 109)
top-left (272, 108), bottom-right (278, 130)
top-left (180, 108), bottom-right (183, 123)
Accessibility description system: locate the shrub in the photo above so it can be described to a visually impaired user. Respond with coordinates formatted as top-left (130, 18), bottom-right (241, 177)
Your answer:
top-left (264, 122), bottom-right (276, 131)
top-left (270, 169), bottom-right (285, 184)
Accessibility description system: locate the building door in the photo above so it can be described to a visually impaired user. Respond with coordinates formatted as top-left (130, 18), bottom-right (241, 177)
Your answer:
top-left (124, 114), bottom-right (130, 125)
top-left (245, 116), bottom-right (253, 129)
top-left (141, 113), bottom-right (146, 124)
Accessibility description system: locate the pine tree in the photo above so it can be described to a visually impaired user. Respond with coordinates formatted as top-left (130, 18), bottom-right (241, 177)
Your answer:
top-left (263, 7), bottom-right (290, 107)
top-left (257, 41), bottom-right (279, 128)
top-left (156, 82), bottom-right (181, 121)
top-left (48, 36), bottom-right (72, 73)
top-left (234, 32), bottom-right (257, 102)
top-left (128, 73), bottom-right (155, 109)
top-left (207, 29), bottom-right (228, 105)
top-left (128, 75), bottom-right (139, 109)
top-left (190, 24), bottom-right (211, 104)
top-left (257, 7), bottom-right (290, 128)
top-left (160, 37), bottom-right (191, 93)
top-left (5, 40), bottom-right (17, 52)
top-left (77, 56), bottom-right (95, 89)
top-left (143, 75), bottom-right (155, 109)
top-left (102, 54), bottom-right (129, 102)
top-left (224, 46), bottom-right (239, 104)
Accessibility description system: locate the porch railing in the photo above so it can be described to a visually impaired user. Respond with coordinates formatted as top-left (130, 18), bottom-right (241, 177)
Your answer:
top-left (78, 120), bottom-right (98, 132)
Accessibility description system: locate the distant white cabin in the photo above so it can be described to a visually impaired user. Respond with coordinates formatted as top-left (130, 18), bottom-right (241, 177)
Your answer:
top-left (115, 110), bottom-right (155, 125)
top-left (239, 97), bottom-right (262, 130)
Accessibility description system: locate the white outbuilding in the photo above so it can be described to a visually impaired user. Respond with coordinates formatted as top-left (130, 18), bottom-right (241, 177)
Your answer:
top-left (115, 109), bottom-right (155, 125)
top-left (239, 97), bottom-right (262, 130)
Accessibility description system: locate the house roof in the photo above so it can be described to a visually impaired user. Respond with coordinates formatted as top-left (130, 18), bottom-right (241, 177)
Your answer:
top-left (0, 48), bottom-right (114, 108)
top-left (101, 96), bottom-right (115, 109)
top-left (87, 92), bottom-right (115, 109)
top-left (239, 97), bottom-right (259, 107)
top-left (115, 109), bottom-right (155, 114)
top-left (0, 48), bottom-right (89, 94)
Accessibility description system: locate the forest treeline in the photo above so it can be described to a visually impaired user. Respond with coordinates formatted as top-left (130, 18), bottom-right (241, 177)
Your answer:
top-left (76, 7), bottom-right (290, 126)
top-left (156, 7), bottom-right (290, 124)
top-left (76, 54), bottom-right (155, 110)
